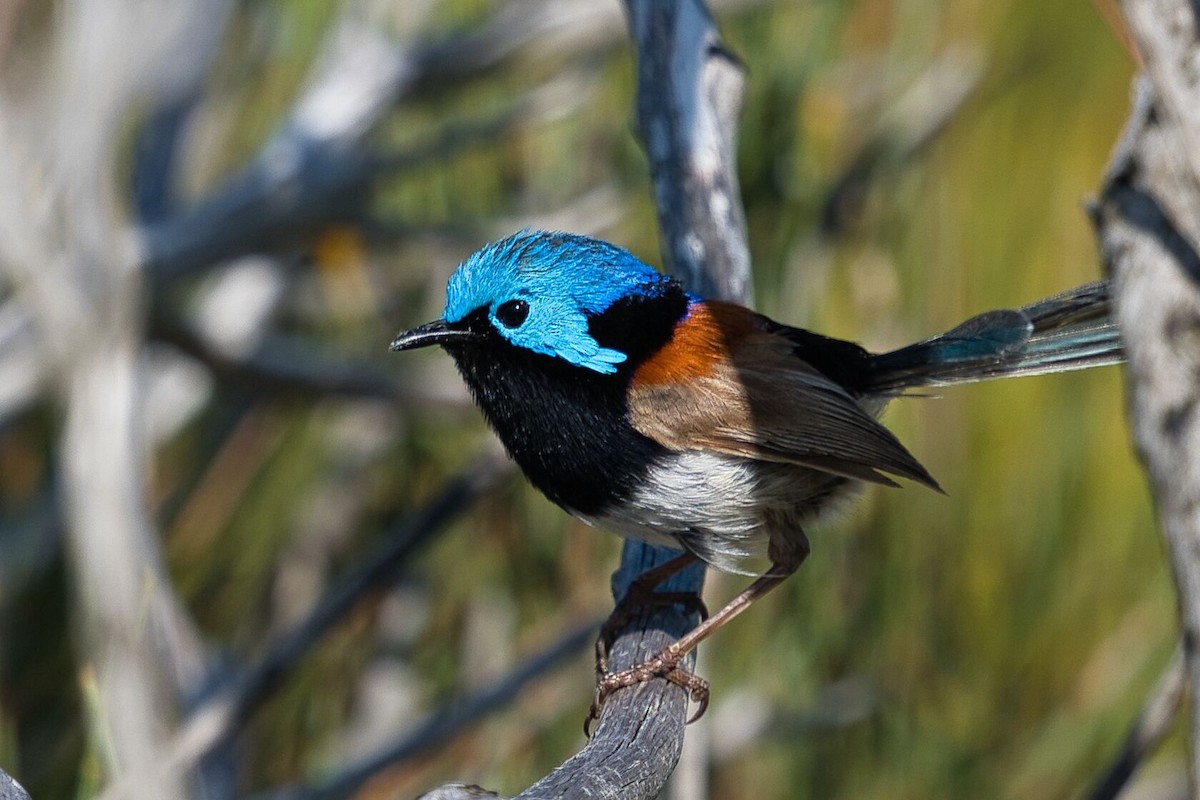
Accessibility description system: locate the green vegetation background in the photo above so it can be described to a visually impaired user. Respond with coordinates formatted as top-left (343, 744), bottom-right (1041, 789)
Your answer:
top-left (0, 0), bottom-right (1172, 798)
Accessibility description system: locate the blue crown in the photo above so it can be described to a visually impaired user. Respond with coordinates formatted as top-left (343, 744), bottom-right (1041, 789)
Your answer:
top-left (443, 230), bottom-right (675, 373)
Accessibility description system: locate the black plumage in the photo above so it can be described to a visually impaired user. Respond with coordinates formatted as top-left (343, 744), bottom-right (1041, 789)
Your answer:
top-left (441, 288), bottom-right (689, 516)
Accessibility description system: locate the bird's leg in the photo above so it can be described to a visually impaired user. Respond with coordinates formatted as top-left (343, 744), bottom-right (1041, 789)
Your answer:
top-left (595, 552), bottom-right (705, 677)
top-left (588, 539), bottom-right (807, 734)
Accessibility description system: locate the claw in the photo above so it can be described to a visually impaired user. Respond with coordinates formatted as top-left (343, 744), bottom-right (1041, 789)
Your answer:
top-left (584, 652), bottom-right (710, 736)
top-left (585, 554), bottom-right (800, 737)
top-left (595, 591), bottom-right (708, 678)
top-left (584, 674), bottom-right (624, 736)
top-left (586, 554), bottom-right (714, 736)
top-left (665, 666), bottom-right (710, 724)
top-left (584, 701), bottom-right (599, 737)
top-left (686, 696), bottom-right (709, 725)
top-left (582, 689), bottom-right (612, 737)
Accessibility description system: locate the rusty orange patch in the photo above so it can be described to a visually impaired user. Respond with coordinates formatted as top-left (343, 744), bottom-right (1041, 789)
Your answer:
top-left (632, 301), bottom-right (765, 387)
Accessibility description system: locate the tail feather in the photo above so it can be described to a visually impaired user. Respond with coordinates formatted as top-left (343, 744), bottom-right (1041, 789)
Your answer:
top-left (866, 281), bottom-right (1123, 392)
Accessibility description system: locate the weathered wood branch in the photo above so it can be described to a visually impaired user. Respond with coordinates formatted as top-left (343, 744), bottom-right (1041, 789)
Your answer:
top-left (569, 0), bottom-right (753, 795)
top-left (1092, 0), bottom-right (1200, 789)
top-left (0, 770), bottom-right (30, 800)
top-left (626, 0), bottom-right (752, 302)
top-left (508, 549), bottom-right (707, 799)
top-left (525, 0), bottom-right (751, 787)
top-left (518, 0), bottom-right (752, 793)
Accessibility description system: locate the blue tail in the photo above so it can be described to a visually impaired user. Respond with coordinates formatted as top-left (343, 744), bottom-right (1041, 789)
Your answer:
top-left (866, 281), bottom-right (1123, 393)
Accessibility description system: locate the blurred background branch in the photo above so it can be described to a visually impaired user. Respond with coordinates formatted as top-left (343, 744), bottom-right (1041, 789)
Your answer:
top-left (0, 1), bottom-right (230, 797)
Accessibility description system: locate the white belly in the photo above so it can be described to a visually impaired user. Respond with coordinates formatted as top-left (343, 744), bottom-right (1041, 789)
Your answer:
top-left (579, 450), bottom-right (850, 574)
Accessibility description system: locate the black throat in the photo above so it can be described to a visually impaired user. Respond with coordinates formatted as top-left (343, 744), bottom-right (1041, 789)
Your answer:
top-left (444, 285), bottom-right (689, 516)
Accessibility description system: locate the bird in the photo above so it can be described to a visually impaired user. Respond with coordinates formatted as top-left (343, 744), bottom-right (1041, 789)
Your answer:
top-left (390, 229), bottom-right (1123, 727)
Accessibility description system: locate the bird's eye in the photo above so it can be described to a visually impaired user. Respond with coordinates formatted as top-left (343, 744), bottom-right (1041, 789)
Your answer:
top-left (495, 299), bottom-right (530, 328)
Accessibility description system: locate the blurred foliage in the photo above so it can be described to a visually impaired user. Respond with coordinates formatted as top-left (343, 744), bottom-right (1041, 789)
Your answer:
top-left (0, 0), bottom-right (1172, 798)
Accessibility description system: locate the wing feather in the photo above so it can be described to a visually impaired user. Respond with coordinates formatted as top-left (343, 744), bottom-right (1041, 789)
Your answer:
top-left (628, 303), bottom-right (940, 491)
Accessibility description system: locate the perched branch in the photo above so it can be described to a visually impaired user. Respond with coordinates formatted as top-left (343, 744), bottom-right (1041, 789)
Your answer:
top-left (1092, 0), bottom-right (1200, 789)
top-left (599, 0), bottom-right (753, 785)
top-left (511, 550), bottom-right (707, 800)
top-left (428, 2), bottom-right (753, 798)
top-left (0, 770), bottom-right (30, 800)
top-left (626, 0), bottom-right (752, 302)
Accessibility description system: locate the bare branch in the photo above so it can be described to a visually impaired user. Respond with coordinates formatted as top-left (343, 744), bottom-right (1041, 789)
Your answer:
top-left (0, 301), bottom-right (42, 429)
top-left (405, 0), bottom-right (768, 98)
top-left (418, 786), bottom-right (501, 800)
top-left (151, 315), bottom-right (406, 403)
top-left (140, 8), bottom-right (436, 283)
top-left (593, 0), bottom-right (754, 790)
top-left (1122, 2), bottom-right (1200, 187)
top-left (0, 770), bottom-right (31, 800)
top-left (141, 0), bottom-right (770, 287)
top-left (511, 551), bottom-right (707, 800)
top-left (142, 6), bottom-right (600, 285)
top-left (1092, 0), bottom-right (1200, 789)
top-left (426, 2), bottom-right (755, 798)
top-left (626, 0), bottom-right (752, 302)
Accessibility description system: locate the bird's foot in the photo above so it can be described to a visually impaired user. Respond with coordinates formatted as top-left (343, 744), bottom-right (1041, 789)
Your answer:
top-left (595, 586), bottom-right (707, 677)
top-left (584, 646), bottom-right (710, 736)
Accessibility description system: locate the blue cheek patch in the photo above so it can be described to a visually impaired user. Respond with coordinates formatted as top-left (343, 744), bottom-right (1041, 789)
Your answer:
top-left (524, 340), bottom-right (627, 374)
top-left (495, 301), bottom-right (628, 374)
top-left (563, 345), bottom-right (628, 374)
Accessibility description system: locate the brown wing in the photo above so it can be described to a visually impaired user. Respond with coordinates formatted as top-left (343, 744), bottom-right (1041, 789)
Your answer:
top-left (627, 302), bottom-right (941, 491)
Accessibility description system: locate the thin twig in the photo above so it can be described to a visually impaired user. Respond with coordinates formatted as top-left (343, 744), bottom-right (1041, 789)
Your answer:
top-left (151, 314), bottom-right (404, 402)
top-left (263, 621), bottom-right (596, 800)
top-left (1084, 647), bottom-right (1186, 800)
top-left (822, 46), bottom-right (984, 237)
